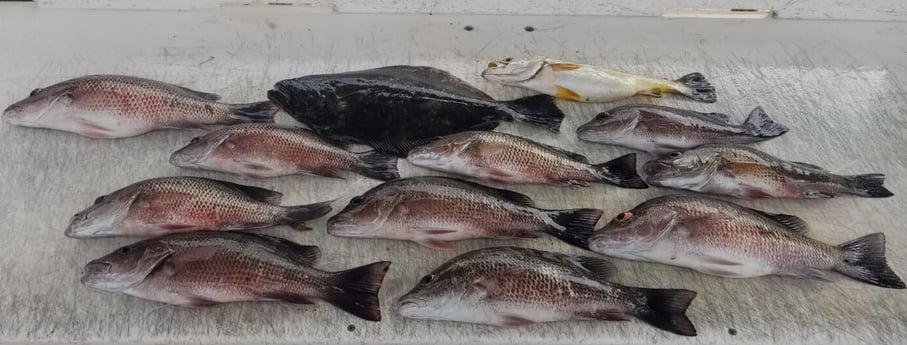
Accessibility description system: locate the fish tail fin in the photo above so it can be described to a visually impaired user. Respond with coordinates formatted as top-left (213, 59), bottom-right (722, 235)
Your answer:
top-left (325, 261), bottom-right (392, 321)
top-left (742, 106), bottom-right (788, 138)
top-left (591, 153), bottom-right (648, 189)
top-left (835, 233), bottom-right (905, 289)
top-left (229, 101), bottom-right (279, 123)
top-left (543, 208), bottom-right (604, 249)
top-left (501, 94), bottom-right (564, 132)
top-left (844, 174), bottom-right (893, 197)
top-left (672, 72), bottom-right (716, 103)
top-left (633, 288), bottom-right (698, 336)
top-left (279, 200), bottom-right (334, 231)
top-left (354, 150), bottom-right (400, 181)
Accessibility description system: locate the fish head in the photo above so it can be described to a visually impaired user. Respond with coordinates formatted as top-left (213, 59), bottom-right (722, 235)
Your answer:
top-left (576, 108), bottom-right (641, 143)
top-left (267, 80), bottom-right (328, 127)
top-left (81, 240), bottom-right (174, 291)
top-left (406, 134), bottom-right (477, 171)
top-left (397, 264), bottom-right (479, 322)
top-left (643, 148), bottom-right (719, 188)
top-left (326, 191), bottom-right (400, 237)
top-left (589, 200), bottom-right (678, 257)
top-left (481, 57), bottom-right (546, 83)
top-left (169, 130), bottom-right (232, 168)
top-left (65, 187), bottom-right (142, 238)
top-left (2, 83), bottom-right (75, 126)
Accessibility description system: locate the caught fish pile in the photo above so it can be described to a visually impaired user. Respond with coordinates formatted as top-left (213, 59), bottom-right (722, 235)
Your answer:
top-left (3, 53), bottom-right (902, 337)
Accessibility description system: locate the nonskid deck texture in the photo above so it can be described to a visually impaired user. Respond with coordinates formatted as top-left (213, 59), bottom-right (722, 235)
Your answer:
top-left (0, 4), bottom-right (906, 345)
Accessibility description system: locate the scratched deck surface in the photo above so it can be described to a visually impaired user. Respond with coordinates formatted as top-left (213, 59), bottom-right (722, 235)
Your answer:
top-left (1, 4), bottom-right (906, 344)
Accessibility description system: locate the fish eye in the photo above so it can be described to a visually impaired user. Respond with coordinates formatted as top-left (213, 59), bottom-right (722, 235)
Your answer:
top-left (94, 196), bottom-right (106, 204)
top-left (503, 57), bottom-right (513, 62)
top-left (667, 151), bottom-right (682, 158)
top-left (487, 61), bottom-right (498, 68)
top-left (348, 196), bottom-right (365, 206)
top-left (189, 137), bottom-right (200, 144)
top-left (420, 274), bottom-right (435, 284)
top-left (614, 212), bottom-right (633, 223)
top-left (116, 246), bottom-right (132, 254)
top-left (29, 88), bottom-right (41, 97)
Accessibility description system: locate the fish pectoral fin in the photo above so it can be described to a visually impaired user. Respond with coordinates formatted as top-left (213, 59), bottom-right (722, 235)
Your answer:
top-left (208, 178), bottom-right (283, 204)
top-left (415, 238), bottom-right (456, 250)
top-left (413, 227), bottom-right (459, 235)
top-left (554, 84), bottom-right (583, 101)
top-left (742, 186), bottom-right (773, 199)
top-left (800, 190), bottom-right (835, 198)
top-left (575, 310), bottom-right (630, 321)
top-left (312, 170), bottom-right (346, 179)
top-left (788, 267), bottom-right (831, 281)
top-left (637, 89), bottom-right (663, 97)
top-left (260, 291), bottom-right (316, 305)
top-left (747, 209), bottom-right (810, 234)
top-left (169, 246), bottom-right (221, 266)
top-left (697, 267), bottom-right (746, 277)
top-left (497, 314), bottom-right (537, 327)
top-left (695, 254), bottom-right (744, 266)
top-left (566, 180), bottom-right (591, 187)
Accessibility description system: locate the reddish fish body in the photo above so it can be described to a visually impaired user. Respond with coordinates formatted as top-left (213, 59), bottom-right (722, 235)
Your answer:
top-left (81, 232), bottom-right (391, 321)
top-left (65, 176), bottom-right (332, 237)
top-left (3, 75), bottom-right (276, 138)
top-left (171, 124), bottom-right (398, 180)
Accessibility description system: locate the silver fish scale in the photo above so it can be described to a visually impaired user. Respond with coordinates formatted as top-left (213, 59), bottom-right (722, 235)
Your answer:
top-left (440, 248), bottom-right (635, 312)
top-left (659, 196), bottom-right (840, 270)
top-left (218, 124), bottom-right (359, 170)
top-left (67, 75), bottom-right (236, 124)
top-left (468, 131), bottom-right (594, 181)
top-left (136, 177), bottom-right (283, 223)
top-left (385, 178), bottom-right (545, 236)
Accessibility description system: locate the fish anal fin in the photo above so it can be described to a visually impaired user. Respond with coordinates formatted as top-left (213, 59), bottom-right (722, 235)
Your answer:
top-left (414, 228), bottom-right (459, 235)
top-left (201, 178), bottom-right (283, 204)
top-left (538, 142), bottom-right (589, 163)
top-left (261, 291), bottom-right (316, 305)
top-left (789, 161), bottom-right (826, 171)
top-left (788, 267), bottom-right (831, 281)
top-left (703, 112), bottom-right (731, 123)
top-left (415, 238), bottom-right (456, 250)
top-left (186, 296), bottom-right (220, 307)
top-left (498, 314), bottom-right (537, 327)
top-left (554, 84), bottom-right (582, 101)
top-left (637, 89), bottom-right (663, 97)
top-left (161, 224), bottom-right (198, 231)
top-left (174, 85), bottom-right (221, 101)
top-left (575, 310), bottom-right (630, 321)
top-left (698, 267), bottom-right (745, 277)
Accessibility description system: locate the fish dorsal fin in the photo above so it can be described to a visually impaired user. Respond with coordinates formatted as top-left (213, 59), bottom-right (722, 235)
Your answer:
top-left (257, 235), bottom-right (322, 264)
top-left (789, 161), bottom-right (826, 171)
top-left (564, 255), bottom-right (617, 281)
top-left (173, 85), bottom-right (221, 101)
top-left (471, 182), bottom-right (536, 207)
top-left (207, 178), bottom-right (283, 204)
top-left (370, 65), bottom-right (494, 100)
top-left (703, 112), bottom-right (731, 123)
top-left (538, 142), bottom-right (589, 163)
top-left (748, 209), bottom-right (809, 234)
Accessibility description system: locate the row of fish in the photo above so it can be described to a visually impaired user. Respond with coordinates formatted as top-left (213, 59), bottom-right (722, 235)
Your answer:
top-left (76, 175), bottom-right (903, 335)
top-left (68, 175), bottom-right (905, 289)
top-left (82, 232), bottom-right (697, 335)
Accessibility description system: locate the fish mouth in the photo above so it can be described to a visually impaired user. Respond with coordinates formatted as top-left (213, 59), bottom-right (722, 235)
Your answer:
top-left (643, 161), bottom-right (674, 178)
top-left (80, 261), bottom-right (112, 284)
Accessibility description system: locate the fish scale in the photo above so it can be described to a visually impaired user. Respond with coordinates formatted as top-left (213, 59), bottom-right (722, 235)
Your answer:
top-left (65, 176), bottom-right (333, 237)
top-left (327, 176), bottom-right (603, 249)
top-left (407, 131), bottom-right (647, 188)
top-left (589, 195), bottom-right (905, 288)
top-left (169, 123), bottom-right (399, 180)
top-left (398, 247), bottom-right (698, 336)
top-left (3, 75), bottom-right (276, 138)
top-left (80, 232), bottom-right (392, 321)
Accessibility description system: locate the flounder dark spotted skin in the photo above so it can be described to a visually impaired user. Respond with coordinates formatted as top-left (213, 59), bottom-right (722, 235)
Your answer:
top-left (268, 66), bottom-right (565, 156)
